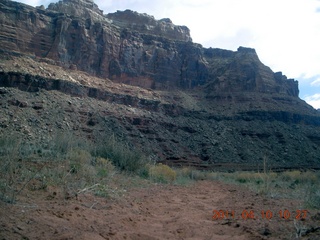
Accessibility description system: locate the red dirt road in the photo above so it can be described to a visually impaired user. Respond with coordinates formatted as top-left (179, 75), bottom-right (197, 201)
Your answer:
top-left (1, 180), bottom-right (319, 239)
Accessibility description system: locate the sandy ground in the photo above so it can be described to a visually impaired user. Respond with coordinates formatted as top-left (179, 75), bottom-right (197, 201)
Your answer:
top-left (1, 180), bottom-right (319, 240)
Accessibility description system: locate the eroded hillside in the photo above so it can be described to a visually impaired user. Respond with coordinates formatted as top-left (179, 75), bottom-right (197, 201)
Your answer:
top-left (0, 0), bottom-right (320, 170)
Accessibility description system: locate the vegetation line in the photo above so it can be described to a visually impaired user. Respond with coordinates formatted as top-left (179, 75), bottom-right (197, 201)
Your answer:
top-left (0, 133), bottom-right (319, 210)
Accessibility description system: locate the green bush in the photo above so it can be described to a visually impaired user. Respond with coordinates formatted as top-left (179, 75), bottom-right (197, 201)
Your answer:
top-left (93, 136), bottom-right (148, 173)
top-left (94, 157), bottom-right (115, 178)
top-left (149, 163), bottom-right (176, 183)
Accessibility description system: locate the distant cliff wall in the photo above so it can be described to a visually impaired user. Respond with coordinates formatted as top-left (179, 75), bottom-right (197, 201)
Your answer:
top-left (0, 0), bottom-right (298, 95)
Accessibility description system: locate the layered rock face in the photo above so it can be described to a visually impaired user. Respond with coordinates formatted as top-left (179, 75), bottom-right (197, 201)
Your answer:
top-left (0, 0), bottom-right (320, 170)
top-left (0, 0), bottom-right (297, 94)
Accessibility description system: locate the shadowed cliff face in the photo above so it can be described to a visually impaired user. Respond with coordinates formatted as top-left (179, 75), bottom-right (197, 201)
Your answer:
top-left (0, 0), bottom-right (298, 95)
top-left (0, 0), bottom-right (319, 170)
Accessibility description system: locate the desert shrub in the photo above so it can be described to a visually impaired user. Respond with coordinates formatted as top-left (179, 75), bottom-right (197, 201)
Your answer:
top-left (191, 170), bottom-right (209, 181)
top-left (0, 134), bottom-right (23, 161)
top-left (0, 132), bottom-right (146, 203)
top-left (40, 163), bottom-right (66, 187)
top-left (235, 172), bottom-right (263, 183)
top-left (180, 167), bottom-right (194, 178)
top-left (305, 186), bottom-right (320, 209)
top-left (233, 171), bottom-right (277, 184)
top-left (0, 157), bottom-right (43, 203)
top-left (93, 184), bottom-right (110, 198)
top-left (174, 167), bottom-right (194, 185)
top-left (281, 170), bottom-right (318, 184)
top-left (218, 171), bottom-right (275, 196)
top-left (149, 163), bottom-right (176, 183)
top-left (137, 163), bottom-right (151, 179)
top-left (63, 150), bottom-right (121, 197)
top-left (32, 156), bottom-right (118, 200)
top-left (204, 171), bottom-right (220, 180)
top-left (35, 131), bottom-right (93, 160)
top-left (0, 135), bottom-right (25, 203)
top-left (281, 170), bottom-right (301, 181)
top-left (94, 157), bottom-right (115, 178)
top-left (174, 168), bottom-right (220, 185)
top-left (93, 136), bottom-right (148, 173)
top-left (176, 167), bottom-right (219, 181)
top-left (67, 149), bottom-right (92, 174)
top-left (235, 172), bottom-right (249, 183)
top-left (268, 172), bottom-right (278, 180)
top-left (298, 171), bottom-right (318, 184)
top-left (217, 170), bottom-right (320, 209)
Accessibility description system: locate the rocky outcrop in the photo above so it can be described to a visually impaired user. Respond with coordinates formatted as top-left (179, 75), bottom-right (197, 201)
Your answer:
top-left (47, 0), bottom-right (104, 19)
top-left (106, 10), bottom-right (192, 42)
top-left (0, 71), bottom-right (315, 123)
top-left (0, 0), bottom-right (298, 95)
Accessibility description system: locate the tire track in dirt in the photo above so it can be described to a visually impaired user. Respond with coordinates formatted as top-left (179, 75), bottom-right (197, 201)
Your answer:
top-left (1, 180), bottom-right (319, 239)
top-left (116, 181), bottom-right (253, 240)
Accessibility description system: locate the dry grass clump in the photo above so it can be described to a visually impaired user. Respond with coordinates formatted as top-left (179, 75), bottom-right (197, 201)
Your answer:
top-left (37, 149), bottom-right (118, 200)
top-left (0, 133), bottom-right (174, 203)
top-left (67, 149), bottom-right (92, 174)
top-left (93, 157), bottom-right (115, 178)
top-left (235, 172), bottom-right (262, 183)
top-left (0, 133), bottom-right (146, 203)
top-left (282, 170), bottom-right (318, 184)
top-left (232, 171), bottom-right (277, 184)
top-left (149, 163), bottom-right (177, 183)
top-left (0, 135), bottom-right (30, 203)
top-left (217, 169), bottom-right (320, 209)
top-left (282, 170), bottom-right (302, 181)
top-left (268, 172), bottom-right (278, 179)
top-left (179, 167), bottom-right (194, 178)
top-left (174, 167), bottom-right (220, 185)
top-left (0, 135), bottom-right (125, 203)
top-left (188, 169), bottom-right (220, 181)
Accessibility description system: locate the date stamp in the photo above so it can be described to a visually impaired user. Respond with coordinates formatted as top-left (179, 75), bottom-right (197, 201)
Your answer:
top-left (212, 209), bottom-right (308, 220)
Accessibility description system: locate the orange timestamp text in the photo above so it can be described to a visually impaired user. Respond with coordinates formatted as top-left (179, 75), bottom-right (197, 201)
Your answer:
top-left (212, 209), bottom-right (308, 220)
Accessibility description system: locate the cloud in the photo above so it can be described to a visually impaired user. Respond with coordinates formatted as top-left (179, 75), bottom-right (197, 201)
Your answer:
top-left (202, 28), bottom-right (255, 51)
top-left (305, 93), bottom-right (320, 109)
top-left (19, 0), bottom-right (40, 6)
top-left (311, 76), bottom-right (320, 86)
top-left (19, 0), bottom-right (53, 7)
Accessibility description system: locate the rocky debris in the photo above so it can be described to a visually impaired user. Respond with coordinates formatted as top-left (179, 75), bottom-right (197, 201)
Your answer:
top-left (32, 102), bottom-right (44, 110)
top-left (0, 72), bottom-right (320, 170)
top-left (7, 98), bottom-right (28, 108)
top-left (0, 87), bottom-right (8, 94)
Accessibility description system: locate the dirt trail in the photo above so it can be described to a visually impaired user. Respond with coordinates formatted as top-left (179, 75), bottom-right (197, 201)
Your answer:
top-left (1, 180), bottom-right (319, 240)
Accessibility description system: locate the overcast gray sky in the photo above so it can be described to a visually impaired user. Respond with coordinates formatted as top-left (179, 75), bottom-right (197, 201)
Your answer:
top-left (19, 0), bottom-right (320, 109)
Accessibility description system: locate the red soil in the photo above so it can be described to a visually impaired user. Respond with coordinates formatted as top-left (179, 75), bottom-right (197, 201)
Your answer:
top-left (1, 180), bottom-right (319, 240)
